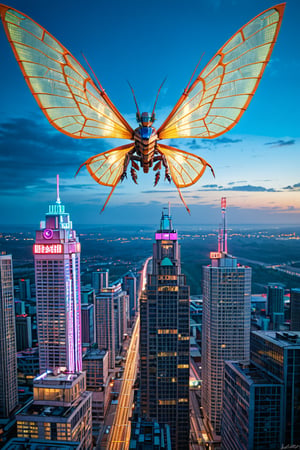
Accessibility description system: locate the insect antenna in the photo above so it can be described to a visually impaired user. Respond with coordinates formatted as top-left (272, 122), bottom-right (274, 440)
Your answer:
top-left (151, 77), bottom-right (167, 119)
top-left (81, 52), bottom-right (104, 92)
top-left (127, 81), bottom-right (141, 121)
top-left (184, 52), bottom-right (205, 94)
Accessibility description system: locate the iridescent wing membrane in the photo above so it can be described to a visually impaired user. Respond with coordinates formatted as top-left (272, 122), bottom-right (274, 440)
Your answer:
top-left (0, 4), bottom-right (133, 141)
top-left (158, 4), bottom-right (285, 140)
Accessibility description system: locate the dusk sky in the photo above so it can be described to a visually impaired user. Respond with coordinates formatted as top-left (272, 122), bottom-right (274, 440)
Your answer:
top-left (0, 0), bottom-right (299, 227)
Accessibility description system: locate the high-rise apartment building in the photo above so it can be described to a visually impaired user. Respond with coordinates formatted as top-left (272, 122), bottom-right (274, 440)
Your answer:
top-left (0, 254), bottom-right (18, 418)
top-left (201, 198), bottom-right (251, 437)
top-left (290, 288), bottom-right (300, 331)
top-left (34, 177), bottom-right (82, 373)
top-left (140, 209), bottom-right (190, 449)
top-left (251, 330), bottom-right (300, 445)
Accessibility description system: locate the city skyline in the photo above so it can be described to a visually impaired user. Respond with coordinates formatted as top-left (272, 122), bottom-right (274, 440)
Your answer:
top-left (0, 0), bottom-right (299, 226)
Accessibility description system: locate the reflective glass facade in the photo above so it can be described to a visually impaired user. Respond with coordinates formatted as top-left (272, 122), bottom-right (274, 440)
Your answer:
top-left (222, 361), bottom-right (283, 449)
top-left (140, 211), bottom-right (190, 449)
top-left (251, 331), bottom-right (300, 445)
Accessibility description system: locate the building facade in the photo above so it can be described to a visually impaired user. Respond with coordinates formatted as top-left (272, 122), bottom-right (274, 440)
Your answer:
top-left (95, 283), bottom-right (128, 369)
top-left (123, 270), bottom-right (137, 319)
top-left (290, 288), bottom-right (300, 331)
top-left (251, 330), bottom-right (300, 445)
top-left (34, 185), bottom-right (82, 373)
top-left (140, 210), bottom-right (190, 449)
top-left (16, 371), bottom-right (92, 449)
top-left (201, 198), bottom-right (251, 437)
top-left (81, 303), bottom-right (95, 345)
top-left (221, 361), bottom-right (283, 449)
top-left (267, 283), bottom-right (285, 330)
top-left (0, 254), bottom-right (18, 418)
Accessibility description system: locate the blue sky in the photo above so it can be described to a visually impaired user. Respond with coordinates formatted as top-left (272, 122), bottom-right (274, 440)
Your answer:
top-left (0, 0), bottom-right (299, 227)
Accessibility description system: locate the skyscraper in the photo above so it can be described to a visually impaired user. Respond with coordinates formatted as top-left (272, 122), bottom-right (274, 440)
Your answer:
top-left (34, 176), bottom-right (82, 373)
top-left (140, 209), bottom-right (190, 449)
top-left (92, 269), bottom-right (108, 293)
top-left (267, 283), bottom-right (285, 330)
top-left (290, 288), bottom-right (300, 331)
top-left (201, 198), bottom-right (251, 437)
top-left (123, 270), bottom-right (137, 319)
top-left (95, 283), bottom-right (128, 369)
top-left (0, 254), bottom-right (18, 418)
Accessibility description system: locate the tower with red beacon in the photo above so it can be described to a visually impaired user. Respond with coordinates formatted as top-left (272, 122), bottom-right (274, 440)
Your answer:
top-left (33, 176), bottom-right (82, 374)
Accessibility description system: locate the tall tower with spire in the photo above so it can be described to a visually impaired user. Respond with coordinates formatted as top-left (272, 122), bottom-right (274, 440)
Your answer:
top-left (34, 176), bottom-right (82, 374)
top-left (201, 198), bottom-right (251, 439)
top-left (140, 208), bottom-right (190, 449)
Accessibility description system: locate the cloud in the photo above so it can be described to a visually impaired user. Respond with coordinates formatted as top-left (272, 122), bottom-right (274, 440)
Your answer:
top-left (227, 181), bottom-right (247, 185)
top-left (0, 116), bottom-right (106, 193)
top-left (200, 184), bottom-right (277, 192)
top-left (264, 139), bottom-right (295, 147)
top-left (211, 137), bottom-right (242, 146)
top-left (283, 182), bottom-right (300, 191)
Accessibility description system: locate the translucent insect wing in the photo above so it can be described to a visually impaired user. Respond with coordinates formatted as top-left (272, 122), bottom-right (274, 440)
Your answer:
top-left (157, 143), bottom-right (212, 188)
top-left (0, 5), bottom-right (133, 140)
top-left (158, 4), bottom-right (285, 140)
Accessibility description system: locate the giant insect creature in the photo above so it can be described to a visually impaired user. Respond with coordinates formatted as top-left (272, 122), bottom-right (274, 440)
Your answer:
top-left (0, 4), bottom-right (285, 212)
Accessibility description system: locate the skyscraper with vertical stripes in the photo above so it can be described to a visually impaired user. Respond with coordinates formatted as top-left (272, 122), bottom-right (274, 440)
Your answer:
top-left (34, 177), bottom-right (82, 373)
top-left (140, 209), bottom-right (190, 449)
top-left (201, 198), bottom-right (251, 438)
top-left (0, 254), bottom-right (18, 418)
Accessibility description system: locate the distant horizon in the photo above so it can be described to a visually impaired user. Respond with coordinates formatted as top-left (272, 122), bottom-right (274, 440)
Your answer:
top-left (1, 223), bottom-right (300, 232)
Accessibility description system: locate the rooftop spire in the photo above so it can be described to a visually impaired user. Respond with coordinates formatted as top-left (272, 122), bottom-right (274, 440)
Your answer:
top-left (56, 174), bottom-right (61, 204)
top-left (221, 197), bottom-right (227, 253)
top-left (160, 207), bottom-right (173, 232)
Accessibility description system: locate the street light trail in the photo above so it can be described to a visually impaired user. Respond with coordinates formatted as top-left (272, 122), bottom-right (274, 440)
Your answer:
top-left (107, 257), bottom-right (151, 449)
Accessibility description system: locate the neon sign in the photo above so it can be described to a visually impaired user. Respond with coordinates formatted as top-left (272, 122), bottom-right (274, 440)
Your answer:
top-left (155, 232), bottom-right (177, 241)
top-left (210, 252), bottom-right (222, 259)
top-left (43, 229), bottom-right (53, 240)
top-left (33, 244), bottom-right (63, 254)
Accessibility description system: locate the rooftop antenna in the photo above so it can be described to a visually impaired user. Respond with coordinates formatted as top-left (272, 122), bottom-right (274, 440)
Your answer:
top-left (168, 201), bottom-right (171, 217)
top-left (56, 174), bottom-right (61, 204)
top-left (151, 77), bottom-right (167, 118)
top-left (221, 197), bottom-right (227, 253)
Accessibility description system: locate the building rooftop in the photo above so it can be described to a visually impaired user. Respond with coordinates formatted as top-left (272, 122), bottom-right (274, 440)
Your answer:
top-left (83, 347), bottom-right (107, 360)
top-left (16, 391), bottom-right (92, 422)
top-left (33, 371), bottom-right (83, 387)
top-left (228, 361), bottom-right (281, 386)
top-left (3, 438), bottom-right (80, 449)
top-left (252, 331), bottom-right (300, 347)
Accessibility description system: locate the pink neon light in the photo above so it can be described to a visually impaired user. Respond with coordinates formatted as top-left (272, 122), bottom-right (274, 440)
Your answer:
top-left (155, 232), bottom-right (178, 240)
top-left (33, 244), bottom-right (63, 254)
top-left (221, 197), bottom-right (226, 209)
